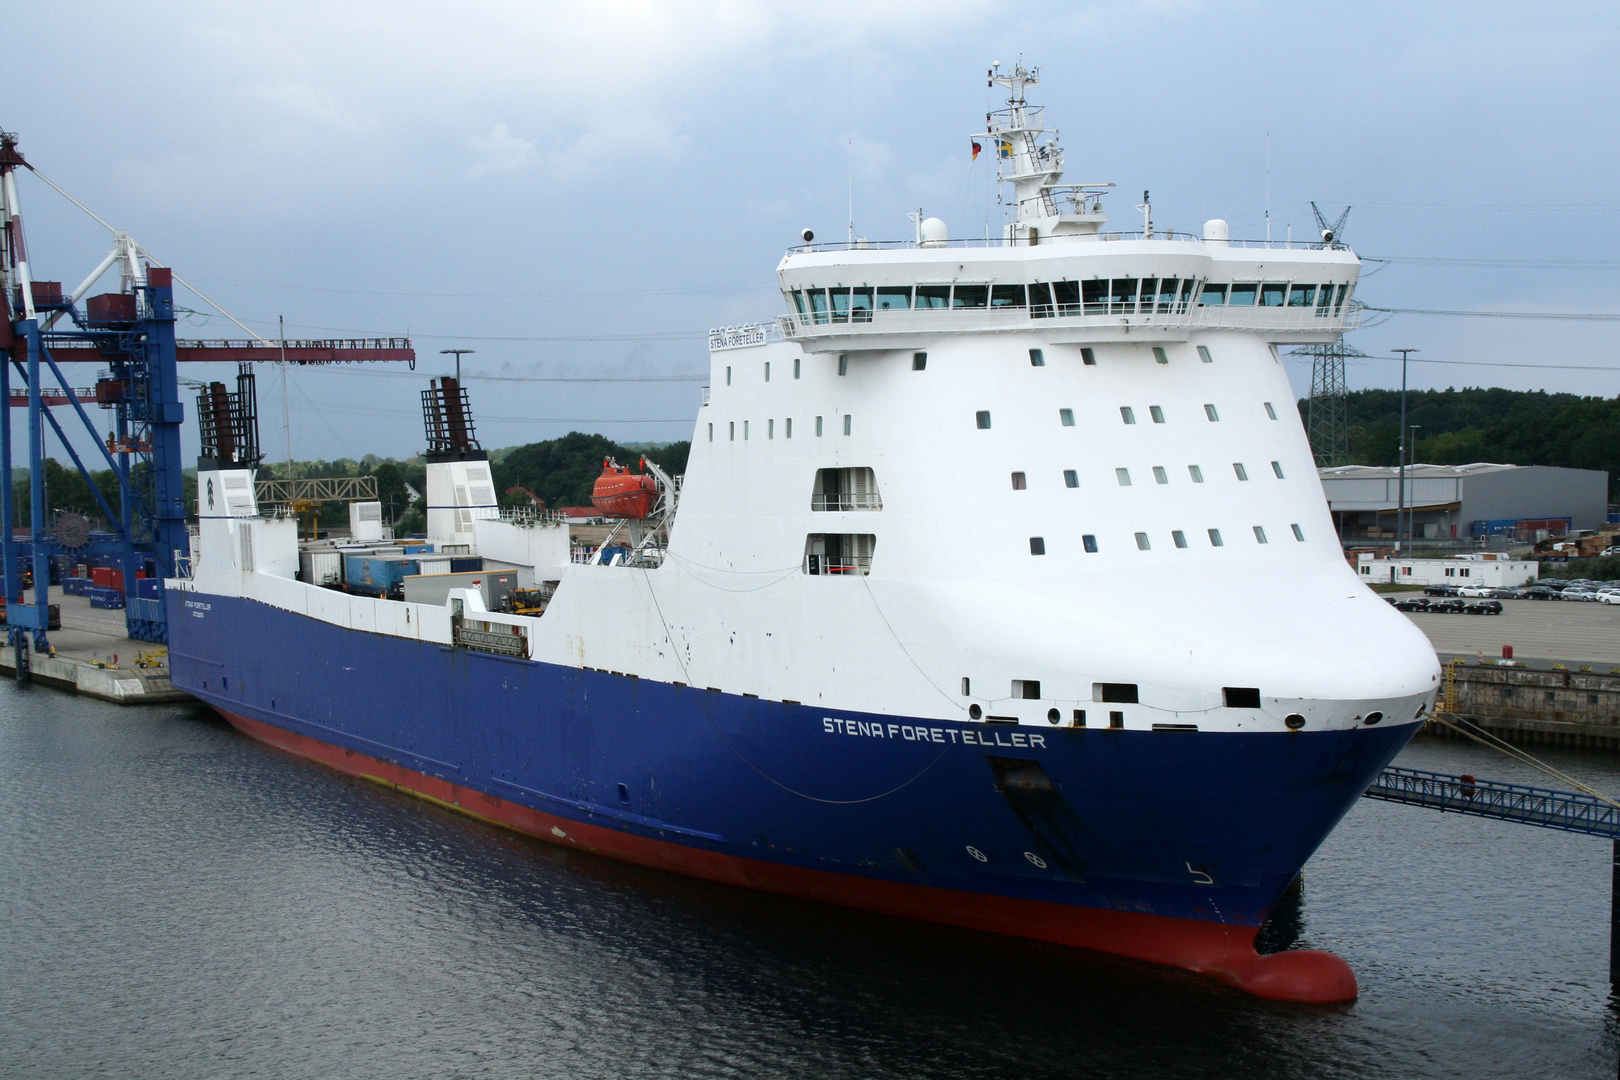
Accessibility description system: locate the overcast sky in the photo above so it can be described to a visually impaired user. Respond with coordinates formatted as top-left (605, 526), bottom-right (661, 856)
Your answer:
top-left (7, 0), bottom-right (1619, 463)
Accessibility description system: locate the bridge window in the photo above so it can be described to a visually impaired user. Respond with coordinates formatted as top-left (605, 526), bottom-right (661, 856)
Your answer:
top-left (1288, 284), bottom-right (1315, 307)
top-left (804, 533), bottom-right (876, 575)
top-left (830, 288), bottom-right (851, 322)
top-left (813, 467), bottom-right (881, 511)
top-left (992, 284), bottom-right (1026, 308)
top-left (851, 288), bottom-right (873, 321)
top-left (1199, 284), bottom-right (1227, 306)
top-left (1317, 285), bottom-right (1335, 315)
top-left (1259, 282), bottom-right (1286, 307)
top-left (1028, 282), bottom-right (1054, 317)
top-left (916, 285), bottom-right (951, 309)
top-left (791, 290), bottom-right (806, 314)
top-left (1083, 280), bottom-right (1107, 314)
top-left (1335, 284), bottom-right (1351, 314)
top-left (806, 287), bottom-right (829, 322)
top-left (1051, 281), bottom-right (1079, 314)
top-left (952, 285), bottom-right (988, 309)
top-left (877, 286), bottom-right (911, 309)
top-left (1228, 283), bottom-right (1257, 306)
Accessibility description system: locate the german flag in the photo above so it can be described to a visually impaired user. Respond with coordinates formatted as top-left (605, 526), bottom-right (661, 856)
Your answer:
top-left (971, 140), bottom-right (982, 160)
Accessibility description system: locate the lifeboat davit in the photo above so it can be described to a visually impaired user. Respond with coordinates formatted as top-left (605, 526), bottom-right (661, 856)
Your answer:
top-left (591, 457), bottom-right (658, 519)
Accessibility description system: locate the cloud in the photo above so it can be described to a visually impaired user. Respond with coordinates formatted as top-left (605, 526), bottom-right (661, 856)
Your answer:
top-left (244, 81), bottom-right (366, 130)
top-left (466, 123), bottom-right (540, 178)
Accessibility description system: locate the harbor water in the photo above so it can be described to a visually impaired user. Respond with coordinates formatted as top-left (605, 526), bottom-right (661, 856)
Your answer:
top-left (2, 688), bottom-right (1616, 1079)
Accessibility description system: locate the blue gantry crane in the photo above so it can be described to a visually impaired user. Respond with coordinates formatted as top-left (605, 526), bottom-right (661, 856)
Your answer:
top-left (0, 131), bottom-right (413, 676)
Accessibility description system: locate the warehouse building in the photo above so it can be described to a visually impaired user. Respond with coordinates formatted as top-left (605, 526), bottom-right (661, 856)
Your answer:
top-left (1318, 462), bottom-right (1609, 545)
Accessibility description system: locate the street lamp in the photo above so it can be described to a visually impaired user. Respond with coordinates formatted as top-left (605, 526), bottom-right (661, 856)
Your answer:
top-left (440, 348), bottom-right (475, 383)
top-left (1392, 348), bottom-right (1419, 552)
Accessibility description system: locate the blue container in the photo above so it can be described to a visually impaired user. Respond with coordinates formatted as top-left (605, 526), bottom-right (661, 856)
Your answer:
top-left (402, 544), bottom-right (435, 555)
top-left (343, 554), bottom-right (420, 596)
top-left (449, 557), bottom-right (482, 573)
top-left (88, 586), bottom-right (126, 609)
top-left (63, 577), bottom-right (88, 596)
top-left (136, 578), bottom-right (161, 600)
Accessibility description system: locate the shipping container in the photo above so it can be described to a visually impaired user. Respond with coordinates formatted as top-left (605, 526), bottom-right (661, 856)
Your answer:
top-left (401, 569), bottom-right (519, 609)
top-left (86, 292), bottom-right (137, 325)
top-left (135, 578), bottom-right (161, 600)
top-left (343, 554), bottom-right (419, 597)
top-left (417, 558), bottom-right (452, 576)
top-left (449, 557), bottom-right (483, 573)
top-left (88, 586), bottom-right (125, 609)
top-left (402, 544), bottom-right (435, 555)
top-left (299, 550), bottom-right (345, 586)
top-left (90, 566), bottom-right (125, 591)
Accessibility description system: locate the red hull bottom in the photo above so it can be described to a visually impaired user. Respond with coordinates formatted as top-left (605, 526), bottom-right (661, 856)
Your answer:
top-left (219, 708), bottom-right (1356, 1003)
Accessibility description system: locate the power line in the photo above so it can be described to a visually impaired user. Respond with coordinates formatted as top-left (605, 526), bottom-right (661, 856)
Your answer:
top-left (1365, 255), bottom-right (1620, 269)
top-left (187, 276), bottom-right (778, 300)
top-left (1362, 305), bottom-right (1620, 321)
top-left (1285, 352), bottom-right (1620, 372)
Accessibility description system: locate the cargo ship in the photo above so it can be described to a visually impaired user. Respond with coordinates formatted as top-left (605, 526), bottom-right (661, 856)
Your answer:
top-left (167, 63), bottom-right (1439, 1003)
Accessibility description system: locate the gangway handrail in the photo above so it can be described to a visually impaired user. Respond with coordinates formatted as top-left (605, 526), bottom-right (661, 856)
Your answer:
top-left (1362, 766), bottom-right (1620, 839)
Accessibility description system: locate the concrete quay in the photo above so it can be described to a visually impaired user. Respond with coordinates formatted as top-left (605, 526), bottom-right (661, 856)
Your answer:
top-left (0, 590), bottom-right (193, 704)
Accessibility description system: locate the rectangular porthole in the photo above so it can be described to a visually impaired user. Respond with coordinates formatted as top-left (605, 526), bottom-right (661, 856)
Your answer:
top-left (1153, 466), bottom-right (1168, 484)
top-left (1064, 469), bottom-right (1078, 488)
top-left (1198, 345), bottom-right (1213, 363)
top-left (785, 418), bottom-right (793, 438)
top-left (838, 354), bottom-right (848, 376)
top-left (1072, 709), bottom-right (1086, 727)
top-left (976, 411), bottom-right (992, 429)
top-left (765, 361), bottom-right (771, 382)
top-left (1233, 463), bottom-right (1248, 481)
top-left (816, 416), bottom-right (824, 437)
top-left (1188, 465), bottom-right (1204, 483)
top-left (1135, 532), bottom-right (1151, 550)
top-left (1095, 683), bottom-right (1139, 704)
top-left (1109, 711), bottom-right (1124, 729)
top-left (1013, 680), bottom-right (1041, 699)
top-left (913, 352), bottom-right (927, 370)
top-left (1264, 401), bottom-right (1277, 419)
top-left (768, 419), bottom-right (774, 439)
top-left (1208, 528), bottom-right (1224, 547)
top-left (843, 414), bottom-right (851, 436)
top-left (744, 420), bottom-right (749, 440)
top-left (729, 422), bottom-right (735, 441)
top-left (1060, 408), bottom-right (1075, 426)
top-left (794, 357), bottom-right (801, 379)
top-left (1011, 472), bottom-right (1026, 490)
top-left (961, 677), bottom-right (971, 695)
top-left (1152, 346), bottom-right (1168, 364)
top-left (1029, 537), bottom-right (1046, 555)
top-left (1271, 460), bottom-right (1284, 478)
top-left (1253, 526), bottom-right (1268, 544)
top-left (1081, 347), bottom-right (1097, 366)
top-left (1082, 534), bottom-right (1098, 553)
top-left (1120, 406), bottom-right (1136, 424)
top-left (1292, 523), bottom-right (1304, 541)
top-left (707, 423), bottom-right (713, 442)
top-left (1172, 530), bottom-right (1187, 548)
top-left (1223, 687), bottom-right (1262, 709)
top-left (726, 366), bottom-right (732, 386)
top-left (1204, 403), bottom-right (1219, 421)
top-left (1116, 468), bottom-right (1131, 486)
top-left (1149, 405), bottom-right (1164, 423)
top-left (1029, 348), bottom-right (1045, 366)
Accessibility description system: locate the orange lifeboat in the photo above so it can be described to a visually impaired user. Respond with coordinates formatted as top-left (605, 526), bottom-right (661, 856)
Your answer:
top-left (591, 457), bottom-right (658, 519)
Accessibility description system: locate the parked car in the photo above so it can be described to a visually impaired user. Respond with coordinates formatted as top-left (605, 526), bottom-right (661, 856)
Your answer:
top-left (1456, 585), bottom-right (1494, 597)
top-left (1394, 597), bottom-right (1431, 612)
top-left (1428, 599), bottom-right (1468, 614)
top-left (1493, 587), bottom-right (1529, 599)
top-left (1599, 591), bottom-right (1620, 605)
top-left (1561, 588), bottom-right (1600, 602)
top-left (1423, 584), bottom-right (1460, 597)
top-left (1464, 601), bottom-right (1504, 615)
top-left (1525, 586), bottom-right (1564, 600)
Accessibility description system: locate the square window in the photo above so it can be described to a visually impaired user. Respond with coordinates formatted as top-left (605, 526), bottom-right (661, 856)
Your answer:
top-left (765, 361), bottom-right (771, 382)
top-left (1152, 346), bottom-right (1168, 364)
top-left (976, 410), bottom-right (992, 429)
top-left (1153, 466), bottom-right (1168, 484)
top-left (1014, 679), bottom-right (1041, 699)
top-left (1271, 460), bottom-right (1284, 479)
top-left (1081, 347), bottom-right (1097, 366)
top-left (816, 415), bottom-right (824, 436)
top-left (1135, 532), bottom-right (1151, 550)
top-left (1029, 537), bottom-right (1046, 555)
top-left (1082, 534), bottom-right (1098, 553)
top-left (1264, 401), bottom-right (1277, 420)
top-left (1109, 710), bottom-right (1124, 729)
top-left (1233, 463), bottom-right (1249, 481)
top-left (1011, 471), bottom-right (1026, 490)
top-left (1291, 523), bottom-right (1304, 541)
top-left (913, 352), bottom-right (927, 371)
top-left (726, 366), bottom-right (732, 386)
top-left (1253, 526), bottom-right (1268, 544)
top-left (1172, 530), bottom-right (1187, 548)
top-left (1197, 345), bottom-right (1213, 363)
top-left (1116, 468), bottom-right (1132, 486)
top-left (794, 357), bottom-right (802, 379)
top-left (785, 417), bottom-right (793, 438)
top-left (838, 354), bottom-right (848, 376)
top-left (1204, 403), bottom-right (1219, 421)
top-left (1208, 528), bottom-right (1224, 547)
top-left (1063, 469), bottom-right (1078, 488)
top-left (1149, 405), bottom-right (1164, 423)
top-left (843, 414), bottom-right (852, 436)
top-left (1072, 709), bottom-right (1086, 727)
top-left (1120, 406), bottom-right (1136, 424)
top-left (1188, 465), bottom-right (1204, 483)
top-left (1029, 348), bottom-right (1045, 367)
top-left (1059, 408), bottom-right (1075, 426)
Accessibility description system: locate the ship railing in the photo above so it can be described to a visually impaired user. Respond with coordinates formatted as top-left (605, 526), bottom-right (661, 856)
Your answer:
top-left (780, 302), bottom-right (1360, 338)
top-left (784, 233), bottom-right (1346, 253)
top-left (804, 556), bottom-right (872, 575)
top-left (810, 492), bottom-right (883, 511)
top-left (497, 505), bottom-right (567, 526)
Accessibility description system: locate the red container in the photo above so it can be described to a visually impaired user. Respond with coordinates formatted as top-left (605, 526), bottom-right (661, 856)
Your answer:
top-left (30, 281), bottom-right (63, 305)
top-left (91, 567), bottom-right (113, 588)
top-left (87, 292), bottom-right (137, 325)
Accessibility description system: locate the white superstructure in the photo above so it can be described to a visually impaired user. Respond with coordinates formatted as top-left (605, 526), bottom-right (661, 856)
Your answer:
top-left (177, 63), bottom-right (1438, 738)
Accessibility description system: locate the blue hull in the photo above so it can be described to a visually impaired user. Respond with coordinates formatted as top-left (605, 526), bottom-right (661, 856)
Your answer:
top-left (166, 591), bottom-right (1415, 933)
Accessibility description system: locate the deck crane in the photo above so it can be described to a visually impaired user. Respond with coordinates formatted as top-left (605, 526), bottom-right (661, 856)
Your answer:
top-left (0, 131), bottom-right (414, 677)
